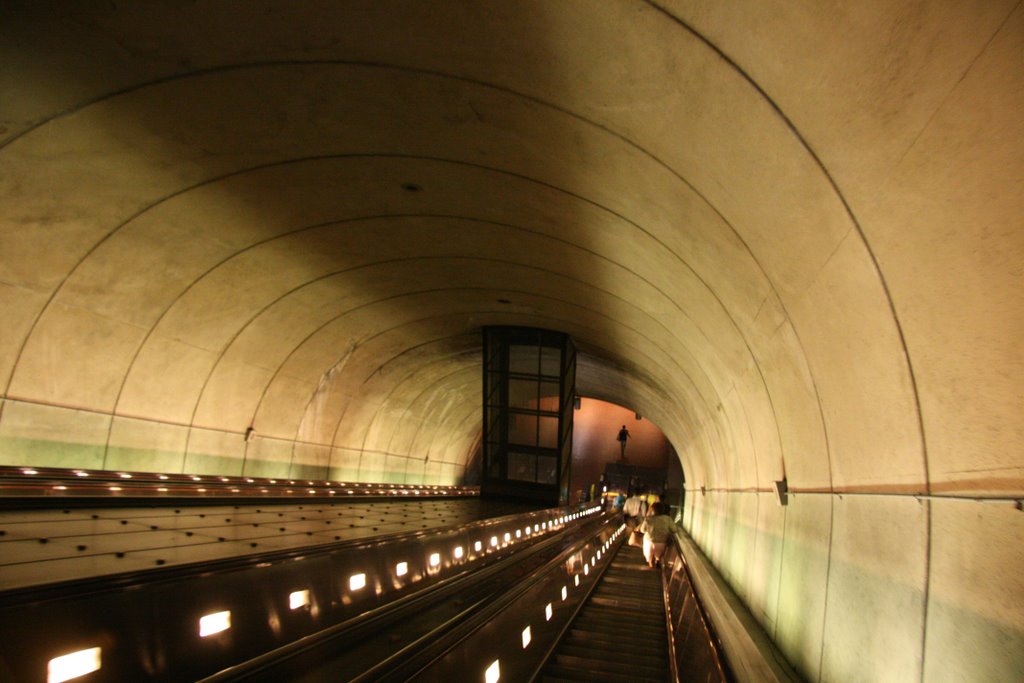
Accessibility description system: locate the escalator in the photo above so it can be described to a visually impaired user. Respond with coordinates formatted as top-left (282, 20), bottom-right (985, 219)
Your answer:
top-left (539, 542), bottom-right (669, 682)
top-left (203, 516), bottom-right (725, 683)
top-left (392, 517), bottom-right (726, 683)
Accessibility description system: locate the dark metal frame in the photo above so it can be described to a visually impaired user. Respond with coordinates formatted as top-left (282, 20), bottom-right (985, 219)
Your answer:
top-left (481, 327), bottom-right (575, 505)
top-left (0, 504), bottom-right (595, 682)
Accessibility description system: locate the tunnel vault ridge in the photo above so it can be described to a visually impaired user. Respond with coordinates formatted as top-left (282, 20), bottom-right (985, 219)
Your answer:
top-left (0, 3), bottom-right (1020, 681)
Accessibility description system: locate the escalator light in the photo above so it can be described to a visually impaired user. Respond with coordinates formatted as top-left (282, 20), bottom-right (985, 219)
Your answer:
top-left (454, 546), bottom-right (464, 559)
top-left (561, 586), bottom-right (568, 601)
top-left (485, 660), bottom-right (500, 683)
top-left (199, 611), bottom-right (231, 637)
top-left (545, 603), bottom-right (553, 621)
top-left (396, 561), bottom-right (409, 577)
top-left (522, 625), bottom-right (532, 648)
top-left (289, 590), bottom-right (310, 609)
top-left (475, 541), bottom-right (483, 552)
top-left (429, 553), bottom-right (441, 567)
top-left (350, 573), bottom-right (367, 591)
top-left (47, 647), bottom-right (101, 683)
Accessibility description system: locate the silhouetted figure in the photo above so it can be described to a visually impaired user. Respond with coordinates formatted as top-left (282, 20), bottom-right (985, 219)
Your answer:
top-left (616, 425), bottom-right (630, 460)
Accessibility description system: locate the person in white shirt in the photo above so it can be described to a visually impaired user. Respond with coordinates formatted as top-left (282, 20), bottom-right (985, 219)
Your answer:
top-left (622, 492), bottom-right (647, 525)
top-left (638, 501), bottom-right (677, 568)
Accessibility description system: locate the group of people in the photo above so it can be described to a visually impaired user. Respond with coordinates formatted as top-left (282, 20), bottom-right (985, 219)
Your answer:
top-left (610, 425), bottom-right (676, 568)
top-left (618, 490), bottom-right (677, 568)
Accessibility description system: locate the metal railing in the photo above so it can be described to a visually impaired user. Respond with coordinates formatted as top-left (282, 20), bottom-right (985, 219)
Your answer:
top-left (0, 502), bottom-right (601, 682)
top-left (660, 532), bottom-right (730, 682)
top-left (401, 511), bottom-right (625, 682)
top-left (0, 465), bottom-right (476, 505)
top-left (396, 514), bottom-right (732, 683)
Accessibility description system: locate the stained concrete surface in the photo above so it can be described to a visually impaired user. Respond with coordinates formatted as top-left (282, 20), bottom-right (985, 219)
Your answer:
top-left (0, 2), bottom-right (1021, 680)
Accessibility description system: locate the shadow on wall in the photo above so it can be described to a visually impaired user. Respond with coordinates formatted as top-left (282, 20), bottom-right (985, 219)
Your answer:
top-left (0, 4), bottom-right (601, 486)
top-left (570, 397), bottom-right (671, 497)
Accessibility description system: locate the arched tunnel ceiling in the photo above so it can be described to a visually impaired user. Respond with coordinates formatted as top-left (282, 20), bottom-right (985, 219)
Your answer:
top-left (0, 1), bottom-right (1020, 498)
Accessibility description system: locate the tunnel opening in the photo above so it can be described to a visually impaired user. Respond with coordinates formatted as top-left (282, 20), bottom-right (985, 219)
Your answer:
top-left (568, 396), bottom-right (683, 514)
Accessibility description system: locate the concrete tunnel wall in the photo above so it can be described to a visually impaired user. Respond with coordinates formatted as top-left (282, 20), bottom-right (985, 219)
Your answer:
top-left (0, 2), bottom-right (1021, 681)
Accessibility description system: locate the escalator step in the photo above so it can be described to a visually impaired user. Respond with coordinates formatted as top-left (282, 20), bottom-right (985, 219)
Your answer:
top-left (553, 653), bottom-right (666, 679)
top-left (600, 585), bottom-right (660, 593)
top-left (595, 580), bottom-right (661, 589)
top-left (591, 589), bottom-right (660, 598)
top-left (571, 618), bottom-right (663, 633)
top-left (593, 603), bottom-right (661, 617)
top-left (538, 544), bottom-right (670, 683)
top-left (589, 598), bottom-right (663, 613)
top-left (557, 643), bottom-right (665, 668)
top-left (541, 664), bottom-right (659, 683)
top-left (563, 632), bottom-right (664, 657)
top-left (576, 611), bottom-right (664, 633)
top-left (572, 622), bottom-right (664, 641)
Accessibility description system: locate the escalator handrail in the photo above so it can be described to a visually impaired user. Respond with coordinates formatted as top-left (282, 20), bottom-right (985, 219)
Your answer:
top-left (0, 503), bottom-right (582, 607)
top-left (393, 511), bottom-right (622, 683)
top-left (526, 521), bottom-right (629, 681)
top-left (201, 514), bottom-right (596, 681)
top-left (669, 529), bottom-right (802, 683)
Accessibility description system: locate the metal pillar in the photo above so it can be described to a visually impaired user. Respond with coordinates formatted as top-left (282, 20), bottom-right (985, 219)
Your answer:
top-left (481, 327), bottom-right (575, 506)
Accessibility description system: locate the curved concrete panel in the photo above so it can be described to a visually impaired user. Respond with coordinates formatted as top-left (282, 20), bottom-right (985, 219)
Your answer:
top-left (1, 2), bottom-right (1020, 680)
